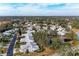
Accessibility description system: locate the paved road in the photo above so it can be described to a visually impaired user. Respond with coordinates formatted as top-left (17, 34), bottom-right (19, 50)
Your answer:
top-left (7, 33), bottom-right (17, 56)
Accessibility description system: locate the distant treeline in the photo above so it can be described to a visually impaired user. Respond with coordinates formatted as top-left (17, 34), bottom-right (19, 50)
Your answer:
top-left (0, 16), bottom-right (79, 21)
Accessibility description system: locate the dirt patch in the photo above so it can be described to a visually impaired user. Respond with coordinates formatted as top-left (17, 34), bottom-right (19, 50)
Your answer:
top-left (72, 28), bottom-right (79, 34)
top-left (14, 48), bottom-right (55, 56)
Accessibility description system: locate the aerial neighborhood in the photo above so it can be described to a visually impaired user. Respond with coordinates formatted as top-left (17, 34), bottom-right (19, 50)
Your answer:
top-left (0, 16), bottom-right (79, 56)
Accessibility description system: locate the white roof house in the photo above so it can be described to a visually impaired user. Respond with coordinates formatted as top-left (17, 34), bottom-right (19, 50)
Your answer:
top-left (20, 42), bottom-right (39, 52)
top-left (68, 24), bottom-right (72, 30)
top-left (20, 31), bottom-right (34, 42)
top-left (34, 25), bottom-right (41, 31)
top-left (33, 24), bottom-right (36, 27)
top-left (50, 25), bottom-right (56, 31)
top-left (27, 25), bottom-right (33, 31)
top-left (57, 26), bottom-right (66, 36)
top-left (20, 30), bottom-right (39, 53)
top-left (42, 26), bottom-right (48, 30)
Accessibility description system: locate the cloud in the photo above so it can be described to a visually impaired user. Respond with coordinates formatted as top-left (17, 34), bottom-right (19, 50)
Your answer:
top-left (0, 3), bottom-right (79, 16)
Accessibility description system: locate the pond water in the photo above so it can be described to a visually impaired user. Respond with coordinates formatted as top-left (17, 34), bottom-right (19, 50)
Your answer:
top-left (76, 32), bottom-right (79, 40)
top-left (0, 43), bottom-right (2, 48)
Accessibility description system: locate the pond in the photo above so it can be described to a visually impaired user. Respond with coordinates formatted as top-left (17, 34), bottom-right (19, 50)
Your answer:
top-left (76, 32), bottom-right (79, 40)
top-left (0, 43), bottom-right (2, 48)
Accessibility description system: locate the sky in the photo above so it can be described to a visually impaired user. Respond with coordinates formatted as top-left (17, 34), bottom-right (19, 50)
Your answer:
top-left (0, 3), bottom-right (79, 16)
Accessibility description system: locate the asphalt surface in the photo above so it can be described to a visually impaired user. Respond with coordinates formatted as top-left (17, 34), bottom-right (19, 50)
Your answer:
top-left (7, 34), bottom-right (17, 56)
